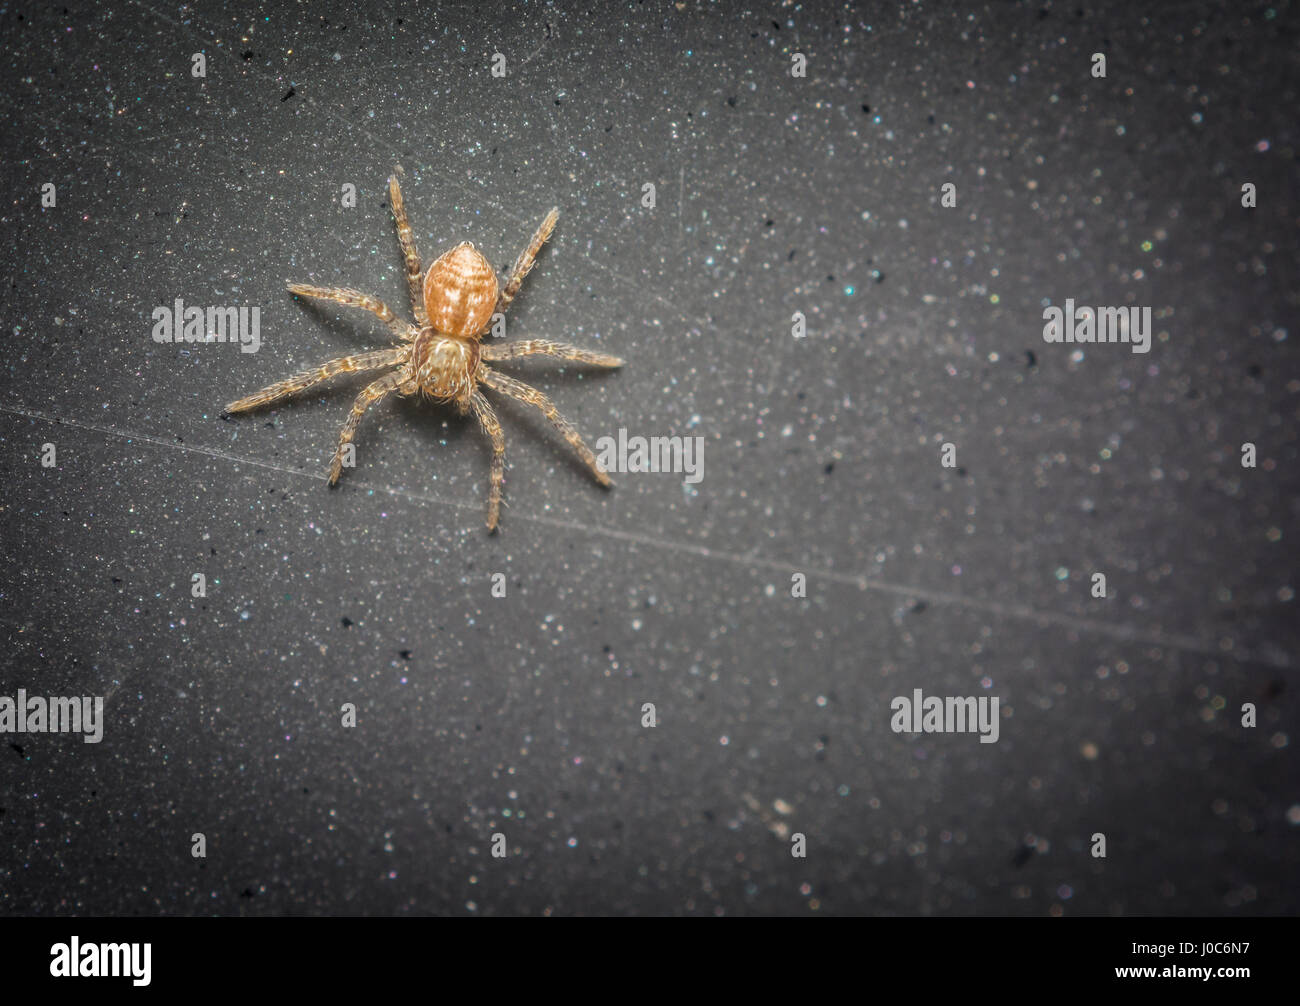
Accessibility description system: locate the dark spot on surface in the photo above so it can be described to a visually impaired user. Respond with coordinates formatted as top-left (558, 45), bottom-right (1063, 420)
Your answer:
top-left (555, 97), bottom-right (562, 105)
top-left (771, 20), bottom-right (781, 30)
top-left (281, 87), bottom-right (296, 102)
top-left (1025, 349), bottom-right (1037, 367)
top-left (240, 888), bottom-right (256, 898)
top-left (727, 96), bottom-right (736, 107)
top-left (956, 467), bottom-right (967, 477)
top-left (928, 114), bottom-right (936, 124)
top-left (1264, 678), bottom-right (1285, 699)
top-left (765, 218), bottom-right (774, 226)
top-left (862, 104), bottom-right (871, 114)
top-left (911, 600), bottom-right (928, 614)
top-left (398, 649), bottom-right (412, 660)
top-left (824, 462), bottom-right (835, 474)
top-left (10, 743), bottom-right (25, 759)
top-left (1247, 363), bottom-right (1262, 377)
top-left (1012, 844), bottom-right (1034, 867)
top-left (241, 50), bottom-right (253, 60)
top-left (341, 616), bottom-right (353, 627)
top-left (788, 248), bottom-right (797, 260)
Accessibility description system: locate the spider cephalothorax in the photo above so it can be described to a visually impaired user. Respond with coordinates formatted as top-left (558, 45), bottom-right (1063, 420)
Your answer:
top-left (222, 168), bottom-right (624, 531)
top-left (410, 326), bottom-right (481, 403)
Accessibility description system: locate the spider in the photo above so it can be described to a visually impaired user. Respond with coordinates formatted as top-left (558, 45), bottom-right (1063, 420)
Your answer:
top-left (222, 168), bottom-right (624, 531)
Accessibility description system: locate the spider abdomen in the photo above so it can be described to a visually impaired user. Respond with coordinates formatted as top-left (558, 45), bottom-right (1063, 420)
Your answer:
top-left (412, 330), bottom-right (480, 401)
top-left (423, 242), bottom-right (499, 337)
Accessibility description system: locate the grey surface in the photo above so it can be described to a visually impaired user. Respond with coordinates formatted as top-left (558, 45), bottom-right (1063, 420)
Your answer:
top-left (0, 1), bottom-right (1296, 915)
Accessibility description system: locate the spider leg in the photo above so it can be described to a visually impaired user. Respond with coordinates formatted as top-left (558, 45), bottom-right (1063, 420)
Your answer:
top-left (388, 169), bottom-right (429, 327)
top-left (482, 339), bottom-right (624, 368)
top-left (470, 389), bottom-right (506, 531)
top-left (478, 366), bottom-right (611, 487)
top-left (223, 348), bottom-right (407, 414)
top-left (328, 371), bottom-right (407, 484)
top-left (287, 283), bottom-right (417, 341)
top-left (498, 207), bottom-right (559, 312)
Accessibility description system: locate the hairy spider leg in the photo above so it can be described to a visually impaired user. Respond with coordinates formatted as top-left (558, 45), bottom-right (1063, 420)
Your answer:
top-left (470, 389), bottom-right (507, 531)
top-left (388, 170), bottom-right (429, 327)
top-left (478, 366), bottom-right (611, 487)
top-left (328, 371), bottom-right (408, 484)
top-left (498, 208), bottom-right (559, 311)
top-left (287, 284), bottom-right (417, 342)
top-left (223, 348), bottom-right (408, 414)
top-left (482, 339), bottom-right (624, 368)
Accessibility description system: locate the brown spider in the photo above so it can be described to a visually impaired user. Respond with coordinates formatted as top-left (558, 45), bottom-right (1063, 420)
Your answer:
top-left (223, 169), bottom-right (624, 531)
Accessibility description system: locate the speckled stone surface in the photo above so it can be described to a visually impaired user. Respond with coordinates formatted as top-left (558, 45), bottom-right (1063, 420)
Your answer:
top-left (0, 1), bottom-right (1296, 916)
